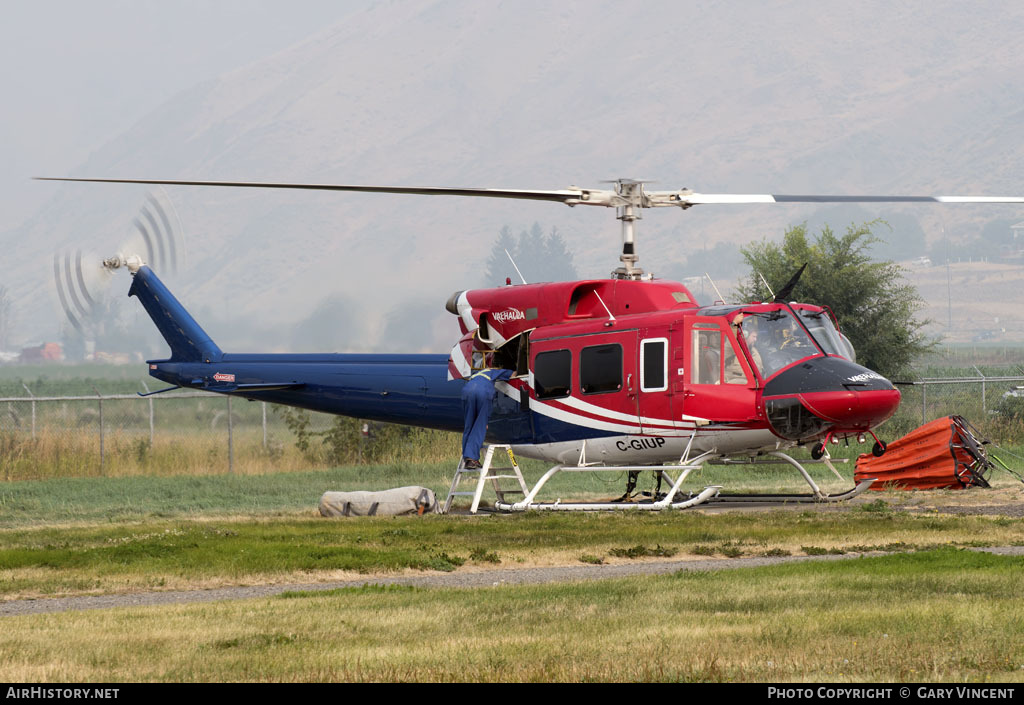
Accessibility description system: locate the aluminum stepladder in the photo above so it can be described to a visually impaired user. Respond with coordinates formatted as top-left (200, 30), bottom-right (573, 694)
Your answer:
top-left (442, 444), bottom-right (529, 514)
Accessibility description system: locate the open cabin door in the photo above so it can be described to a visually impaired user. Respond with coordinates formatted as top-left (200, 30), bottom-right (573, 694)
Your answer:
top-left (448, 329), bottom-right (532, 382)
top-left (673, 317), bottom-right (760, 424)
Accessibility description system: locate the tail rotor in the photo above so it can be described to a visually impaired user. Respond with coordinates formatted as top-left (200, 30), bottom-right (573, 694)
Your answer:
top-left (51, 190), bottom-right (185, 337)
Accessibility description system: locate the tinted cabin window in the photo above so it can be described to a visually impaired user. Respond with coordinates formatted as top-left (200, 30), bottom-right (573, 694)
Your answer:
top-left (641, 338), bottom-right (667, 391)
top-left (580, 344), bottom-right (622, 394)
top-left (534, 349), bottom-right (571, 399)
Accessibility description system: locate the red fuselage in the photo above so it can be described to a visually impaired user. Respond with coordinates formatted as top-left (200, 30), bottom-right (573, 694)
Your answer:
top-left (449, 279), bottom-right (900, 461)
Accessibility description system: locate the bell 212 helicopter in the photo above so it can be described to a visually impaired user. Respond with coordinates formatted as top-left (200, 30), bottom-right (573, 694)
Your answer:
top-left (38, 176), bottom-right (1024, 510)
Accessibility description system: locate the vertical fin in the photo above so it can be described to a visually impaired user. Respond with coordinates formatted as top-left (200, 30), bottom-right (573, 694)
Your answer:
top-left (128, 265), bottom-right (222, 362)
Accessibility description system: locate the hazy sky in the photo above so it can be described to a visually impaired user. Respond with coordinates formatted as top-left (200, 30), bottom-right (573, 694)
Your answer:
top-left (4, 1), bottom-right (1024, 350)
top-left (0, 1), bottom-right (356, 232)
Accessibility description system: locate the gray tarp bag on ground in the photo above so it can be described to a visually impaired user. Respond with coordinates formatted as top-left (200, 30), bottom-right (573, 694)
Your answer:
top-left (319, 486), bottom-right (438, 517)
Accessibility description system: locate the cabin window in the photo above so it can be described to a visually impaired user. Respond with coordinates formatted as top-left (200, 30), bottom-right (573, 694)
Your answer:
top-left (580, 344), bottom-right (622, 394)
top-left (691, 325), bottom-right (722, 385)
top-left (534, 349), bottom-right (572, 399)
top-left (640, 338), bottom-right (668, 392)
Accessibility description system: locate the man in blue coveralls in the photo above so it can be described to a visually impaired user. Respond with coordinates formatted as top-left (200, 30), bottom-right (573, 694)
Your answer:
top-left (461, 364), bottom-right (514, 469)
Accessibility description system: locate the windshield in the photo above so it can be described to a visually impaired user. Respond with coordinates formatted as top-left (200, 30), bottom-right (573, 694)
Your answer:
top-left (794, 306), bottom-right (856, 361)
top-left (737, 308), bottom-right (820, 379)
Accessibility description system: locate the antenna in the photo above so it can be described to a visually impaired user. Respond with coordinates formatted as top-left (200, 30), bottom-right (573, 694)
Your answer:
top-left (756, 271), bottom-right (775, 299)
top-left (592, 290), bottom-right (616, 323)
top-left (505, 249), bottom-right (528, 285)
top-left (704, 272), bottom-right (725, 304)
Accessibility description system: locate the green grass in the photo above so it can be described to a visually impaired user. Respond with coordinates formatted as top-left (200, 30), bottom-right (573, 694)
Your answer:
top-left (0, 364), bottom-right (152, 395)
top-left (2, 499), bottom-right (1022, 601)
top-left (1, 548), bottom-right (1022, 682)
top-left (0, 449), bottom-right (933, 529)
top-left (0, 462), bottom-right (457, 527)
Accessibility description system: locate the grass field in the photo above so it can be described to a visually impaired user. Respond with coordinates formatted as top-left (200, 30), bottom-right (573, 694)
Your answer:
top-left (1, 493), bottom-right (1023, 600)
top-left (1, 457), bottom-right (1023, 681)
top-left (2, 363), bottom-right (1024, 681)
top-left (2, 549), bottom-right (1023, 681)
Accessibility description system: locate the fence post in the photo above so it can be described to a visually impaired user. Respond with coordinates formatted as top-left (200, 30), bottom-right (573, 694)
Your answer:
top-left (227, 396), bottom-right (234, 474)
top-left (96, 392), bottom-right (105, 476)
top-left (22, 384), bottom-right (35, 440)
top-left (921, 382), bottom-right (927, 425)
top-left (973, 366), bottom-right (986, 414)
top-left (141, 382), bottom-right (155, 448)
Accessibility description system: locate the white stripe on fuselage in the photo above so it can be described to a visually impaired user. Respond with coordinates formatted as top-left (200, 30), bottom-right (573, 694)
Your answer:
top-left (495, 381), bottom-right (724, 437)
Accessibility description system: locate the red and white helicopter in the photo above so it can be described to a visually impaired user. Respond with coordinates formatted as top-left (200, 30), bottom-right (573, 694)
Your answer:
top-left (40, 176), bottom-right (1024, 510)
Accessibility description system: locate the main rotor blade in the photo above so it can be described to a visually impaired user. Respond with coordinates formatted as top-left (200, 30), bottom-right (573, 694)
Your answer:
top-left (677, 193), bottom-right (1024, 205)
top-left (34, 177), bottom-right (591, 205)
top-left (38, 177), bottom-right (1023, 209)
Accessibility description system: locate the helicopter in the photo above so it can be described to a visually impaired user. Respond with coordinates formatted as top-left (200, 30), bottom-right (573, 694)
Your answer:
top-left (38, 176), bottom-right (1024, 510)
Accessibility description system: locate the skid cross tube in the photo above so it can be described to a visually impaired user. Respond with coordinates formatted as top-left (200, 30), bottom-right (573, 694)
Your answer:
top-left (494, 451), bottom-right (721, 512)
top-left (491, 448), bottom-right (874, 511)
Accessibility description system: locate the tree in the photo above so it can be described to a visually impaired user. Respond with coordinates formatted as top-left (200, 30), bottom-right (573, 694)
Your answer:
top-left (736, 221), bottom-right (933, 378)
top-left (58, 293), bottom-right (145, 359)
top-left (538, 227), bottom-right (577, 283)
top-left (483, 226), bottom-right (519, 286)
top-left (482, 223), bottom-right (577, 286)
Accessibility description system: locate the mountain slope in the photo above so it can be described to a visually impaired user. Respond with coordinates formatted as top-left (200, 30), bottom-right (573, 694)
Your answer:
top-left (7, 0), bottom-right (1024, 352)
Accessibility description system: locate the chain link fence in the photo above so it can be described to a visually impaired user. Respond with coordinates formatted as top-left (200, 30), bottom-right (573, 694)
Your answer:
top-left (888, 374), bottom-right (1024, 443)
top-left (0, 390), bottom-right (326, 481)
top-left (2, 373), bottom-right (1023, 481)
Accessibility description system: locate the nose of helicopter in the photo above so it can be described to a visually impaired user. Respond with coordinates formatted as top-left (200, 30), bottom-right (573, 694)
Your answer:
top-left (761, 357), bottom-right (901, 441)
top-left (797, 387), bottom-right (902, 429)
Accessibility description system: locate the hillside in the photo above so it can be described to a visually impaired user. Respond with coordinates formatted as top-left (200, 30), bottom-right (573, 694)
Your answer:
top-left (4, 0), bottom-right (1024, 355)
top-left (904, 259), bottom-right (1024, 342)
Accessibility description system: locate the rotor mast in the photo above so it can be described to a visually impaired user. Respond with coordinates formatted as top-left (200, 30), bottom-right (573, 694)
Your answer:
top-left (610, 179), bottom-right (649, 280)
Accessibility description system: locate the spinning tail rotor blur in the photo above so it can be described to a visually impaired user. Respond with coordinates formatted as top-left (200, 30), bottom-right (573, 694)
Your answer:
top-left (52, 190), bottom-right (185, 335)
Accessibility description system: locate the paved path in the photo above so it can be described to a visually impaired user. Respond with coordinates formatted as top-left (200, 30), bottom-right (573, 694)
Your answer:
top-left (3, 546), bottom-right (1021, 618)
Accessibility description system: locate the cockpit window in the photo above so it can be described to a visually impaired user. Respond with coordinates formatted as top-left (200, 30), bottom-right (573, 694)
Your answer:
top-left (738, 309), bottom-right (819, 378)
top-left (794, 307), bottom-right (856, 362)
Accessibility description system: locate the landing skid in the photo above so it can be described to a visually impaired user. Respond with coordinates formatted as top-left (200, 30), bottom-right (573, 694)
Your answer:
top-left (705, 479), bottom-right (875, 504)
top-left (486, 448), bottom-right (873, 513)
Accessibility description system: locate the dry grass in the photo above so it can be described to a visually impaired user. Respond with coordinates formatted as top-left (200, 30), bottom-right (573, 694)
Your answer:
top-left (0, 427), bottom-right (462, 482)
